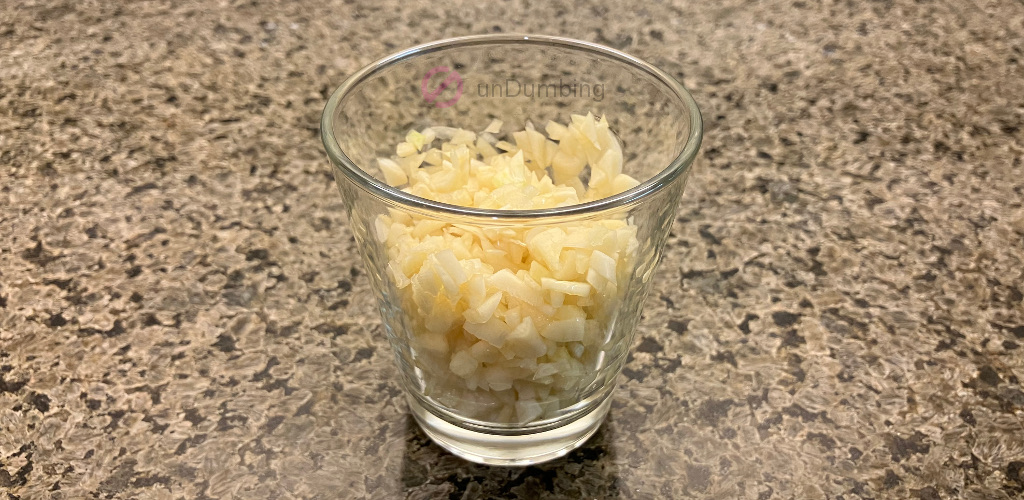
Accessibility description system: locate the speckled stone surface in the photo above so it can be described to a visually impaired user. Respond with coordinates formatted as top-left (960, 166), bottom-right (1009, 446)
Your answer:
top-left (2, 0), bottom-right (1023, 498)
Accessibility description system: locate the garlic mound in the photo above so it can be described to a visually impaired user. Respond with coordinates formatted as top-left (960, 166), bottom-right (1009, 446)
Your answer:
top-left (374, 113), bottom-right (640, 424)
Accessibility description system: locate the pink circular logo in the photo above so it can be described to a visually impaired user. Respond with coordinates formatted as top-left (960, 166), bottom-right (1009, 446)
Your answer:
top-left (421, 66), bottom-right (463, 108)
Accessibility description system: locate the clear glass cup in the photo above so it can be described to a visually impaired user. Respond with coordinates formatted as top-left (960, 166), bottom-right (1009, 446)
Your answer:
top-left (321, 34), bottom-right (702, 465)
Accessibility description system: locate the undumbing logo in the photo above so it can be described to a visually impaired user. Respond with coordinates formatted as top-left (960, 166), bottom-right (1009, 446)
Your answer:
top-left (421, 67), bottom-right (605, 106)
top-left (421, 66), bottom-right (463, 108)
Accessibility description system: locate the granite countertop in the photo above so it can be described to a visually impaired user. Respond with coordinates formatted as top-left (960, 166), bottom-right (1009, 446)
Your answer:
top-left (2, 0), bottom-right (1023, 498)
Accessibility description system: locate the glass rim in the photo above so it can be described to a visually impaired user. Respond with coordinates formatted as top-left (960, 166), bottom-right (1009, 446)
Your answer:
top-left (320, 34), bottom-right (703, 220)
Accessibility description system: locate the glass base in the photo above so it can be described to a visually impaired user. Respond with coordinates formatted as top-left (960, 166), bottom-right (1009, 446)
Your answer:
top-left (408, 394), bottom-right (612, 466)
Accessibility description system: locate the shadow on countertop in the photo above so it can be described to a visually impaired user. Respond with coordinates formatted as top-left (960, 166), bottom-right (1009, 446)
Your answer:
top-left (399, 414), bottom-right (622, 500)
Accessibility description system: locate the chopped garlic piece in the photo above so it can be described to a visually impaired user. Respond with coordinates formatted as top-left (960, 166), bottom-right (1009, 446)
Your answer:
top-left (377, 158), bottom-right (407, 186)
top-left (406, 130), bottom-right (427, 151)
top-left (396, 141), bottom-right (418, 158)
top-left (484, 119), bottom-right (503, 134)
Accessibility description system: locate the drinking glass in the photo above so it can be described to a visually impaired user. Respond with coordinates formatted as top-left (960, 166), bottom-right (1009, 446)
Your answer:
top-left (321, 34), bottom-right (702, 465)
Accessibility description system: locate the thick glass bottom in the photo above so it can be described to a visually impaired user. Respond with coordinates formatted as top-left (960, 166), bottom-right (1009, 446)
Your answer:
top-left (408, 393), bottom-right (612, 466)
